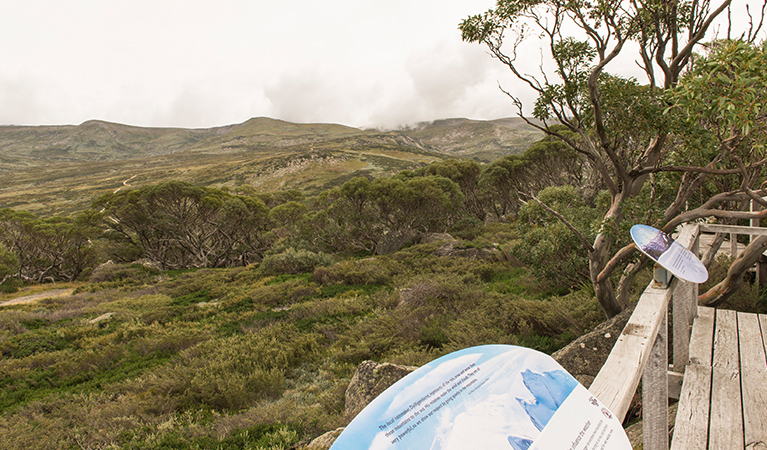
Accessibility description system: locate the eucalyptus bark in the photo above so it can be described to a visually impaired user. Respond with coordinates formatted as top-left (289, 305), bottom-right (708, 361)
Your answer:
top-left (699, 235), bottom-right (767, 306)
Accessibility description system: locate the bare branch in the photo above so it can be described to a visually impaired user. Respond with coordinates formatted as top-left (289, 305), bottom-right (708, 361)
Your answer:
top-left (597, 242), bottom-right (639, 283)
top-left (521, 192), bottom-right (596, 253)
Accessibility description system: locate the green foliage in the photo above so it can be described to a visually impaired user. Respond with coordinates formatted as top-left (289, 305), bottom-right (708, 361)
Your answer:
top-left (0, 226), bottom-right (613, 450)
top-left (478, 128), bottom-right (589, 218)
top-left (259, 248), bottom-right (334, 277)
top-left (313, 257), bottom-right (396, 286)
top-left (89, 262), bottom-right (162, 288)
top-left (0, 208), bottom-right (99, 283)
top-left (306, 175), bottom-right (465, 254)
top-left (511, 186), bottom-right (604, 289)
top-left (121, 323), bottom-right (323, 412)
top-left (249, 278), bottom-right (319, 308)
top-left (670, 40), bottom-right (767, 155)
top-left (417, 159), bottom-right (487, 220)
top-left (0, 243), bottom-right (19, 287)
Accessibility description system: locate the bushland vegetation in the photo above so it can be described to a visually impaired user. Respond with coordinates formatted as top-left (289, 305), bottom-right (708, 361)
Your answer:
top-left (0, 231), bottom-right (613, 449)
top-left (2, 147), bottom-right (767, 450)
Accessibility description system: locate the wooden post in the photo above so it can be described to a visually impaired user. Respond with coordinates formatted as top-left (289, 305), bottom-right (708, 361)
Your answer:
top-left (672, 280), bottom-right (693, 373)
top-left (654, 264), bottom-right (671, 288)
top-left (754, 198), bottom-right (765, 284)
top-left (759, 255), bottom-right (767, 285)
top-left (672, 225), bottom-right (700, 372)
top-left (643, 314), bottom-right (669, 450)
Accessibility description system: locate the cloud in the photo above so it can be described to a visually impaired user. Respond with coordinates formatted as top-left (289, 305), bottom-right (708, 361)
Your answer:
top-left (0, 76), bottom-right (54, 125)
top-left (264, 70), bottom-right (354, 125)
top-left (406, 40), bottom-right (489, 112)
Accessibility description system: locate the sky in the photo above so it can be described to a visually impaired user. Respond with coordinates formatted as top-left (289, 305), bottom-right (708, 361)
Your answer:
top-left (0, 0), bottom-right (521, 129)
top-left (0, 0), bottom-right (761, 130)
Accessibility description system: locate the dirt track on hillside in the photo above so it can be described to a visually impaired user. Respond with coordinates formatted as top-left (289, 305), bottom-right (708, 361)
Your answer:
top-left (0, 288), bottom-right (75, 307)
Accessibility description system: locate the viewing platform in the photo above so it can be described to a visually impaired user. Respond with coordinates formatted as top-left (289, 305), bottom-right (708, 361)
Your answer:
top-left (589, 223), bottom-right (767, 450)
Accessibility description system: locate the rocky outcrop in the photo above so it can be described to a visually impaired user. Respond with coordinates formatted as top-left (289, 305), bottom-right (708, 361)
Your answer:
top-left (343, 361), bottom-right (418, 419)
top-left (376, 230), bottom-right (419, 255)
top-left (551, 303), bottom-right (635, 387)
top-left (306, 361), bottom-right (417, 449)
top-left (305, 428), bottom-right (345, 450)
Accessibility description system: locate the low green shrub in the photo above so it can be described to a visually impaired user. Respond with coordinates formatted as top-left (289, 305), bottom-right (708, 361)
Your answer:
top-left (313, 257), bottom-right (396, 286)
top-left (107, 421), bottom-right (302, 450)
top-left (249, 279), bottom-right (320, 308)
top-left (259, 248), bottom-right (333, 276)
top-left (0, 276), bottom-right (22, 293)
top-left (120, 323), bottom-right (323, 412)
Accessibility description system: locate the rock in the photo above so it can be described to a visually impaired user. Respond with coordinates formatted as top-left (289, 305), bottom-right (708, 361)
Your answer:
top-left (344, 360), bottom-right (417, 420)
top-left (376, 230), bottom-right (418, 255)
top-left (89, 260), bottom-right (116, 282)
top-left (88, 312), bottom-right (115, 325)
top-left (306, 427), bottom-right (345, 450)
top-left (307, 361), bottom-right (417, 449)
top-left (134, 258), bottom-right (163, 272)
top-left (624, 402), bottom-right (678, 448)
top-left (551, 303), bottom-right (635, 385)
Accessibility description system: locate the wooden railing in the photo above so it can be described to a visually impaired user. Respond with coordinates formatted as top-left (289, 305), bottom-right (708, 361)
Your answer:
top-left (589, 222), bottom-right (763, 450)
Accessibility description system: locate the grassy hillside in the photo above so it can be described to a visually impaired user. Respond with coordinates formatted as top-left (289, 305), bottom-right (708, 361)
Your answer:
top-left (0, 224), bottom-right (603, 450)
top-left (0, 117), bottom-right (542, 217)
top-left (400, 117), bottom-right (544, 162)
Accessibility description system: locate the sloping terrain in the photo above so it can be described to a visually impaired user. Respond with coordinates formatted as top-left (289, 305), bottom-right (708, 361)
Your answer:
top-left (400, 117), bottom-right (544, 161)
top-left (0, 117), bottom-right (542, 216)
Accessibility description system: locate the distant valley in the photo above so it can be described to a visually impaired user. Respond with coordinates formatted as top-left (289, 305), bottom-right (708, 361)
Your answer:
top-left (0, 117), bottom-right (543, 216)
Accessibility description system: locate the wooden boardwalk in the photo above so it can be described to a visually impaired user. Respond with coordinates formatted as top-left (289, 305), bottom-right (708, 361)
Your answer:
top-left (671, 307), bottom-right (767, 450)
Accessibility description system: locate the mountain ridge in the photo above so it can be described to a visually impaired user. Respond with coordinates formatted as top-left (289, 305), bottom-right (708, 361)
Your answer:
top-left (0, 116), bottom-right (543, 216)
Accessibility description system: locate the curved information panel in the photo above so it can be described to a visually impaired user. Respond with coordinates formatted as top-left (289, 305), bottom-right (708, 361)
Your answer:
top-left (630, 224), bottom-right (708, 283)
top-left (331, 345), bottom-right (631, 450)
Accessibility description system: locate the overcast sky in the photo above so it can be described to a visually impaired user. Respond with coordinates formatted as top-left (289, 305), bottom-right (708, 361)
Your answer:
top-left (0, 1), bottom-right (761, 130)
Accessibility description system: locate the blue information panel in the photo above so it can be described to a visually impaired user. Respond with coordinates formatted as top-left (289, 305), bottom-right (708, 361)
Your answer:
top-left (630, 224), bottom-right (708, 283)
top-left (331, 345), bottom-right (631, 450)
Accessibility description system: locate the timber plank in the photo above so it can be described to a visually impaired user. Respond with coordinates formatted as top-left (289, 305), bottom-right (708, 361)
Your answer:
top-left (670, 306), bottom-right (715, 450)
top-left (739, 312), bottom-right (767, 450)
top-left (670, 363), bottom-right (712, 450)
top-left (710, 309), bottom-right (744, 450)
top-left (689, 306), bottom-right (715, 367)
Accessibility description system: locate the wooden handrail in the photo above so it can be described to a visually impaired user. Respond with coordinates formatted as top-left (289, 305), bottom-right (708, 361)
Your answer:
top-left (589, 223), bottom-right (701, 450)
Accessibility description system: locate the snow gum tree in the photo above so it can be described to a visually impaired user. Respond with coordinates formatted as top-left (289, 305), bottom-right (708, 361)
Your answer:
top-left (461, 0), bottom-right (767, 317)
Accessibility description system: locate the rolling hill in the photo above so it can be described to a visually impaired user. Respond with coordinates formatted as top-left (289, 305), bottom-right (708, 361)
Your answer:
top-left (0, 117), bottom-right (543, 216)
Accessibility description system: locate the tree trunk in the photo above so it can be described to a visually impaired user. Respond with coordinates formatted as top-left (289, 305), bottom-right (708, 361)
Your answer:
top-left (700, 232), bottom-right (726, 267)
top-left (699, 235), bottom-right (767, 306)
top-left (590, 232), bottom-right (623, 318)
